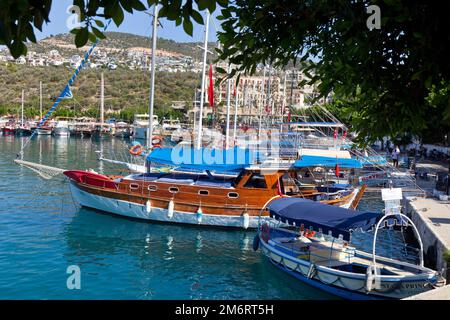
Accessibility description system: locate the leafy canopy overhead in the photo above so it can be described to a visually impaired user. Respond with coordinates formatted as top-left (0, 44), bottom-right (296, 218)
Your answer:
top-left (1, 0), bottom-right (449, 143)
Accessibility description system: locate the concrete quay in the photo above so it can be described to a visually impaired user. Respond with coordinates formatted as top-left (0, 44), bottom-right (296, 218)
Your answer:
top-left (404, 283), bottom-right (450, 300)
top-left (403, 196), bottom-right (450, 299)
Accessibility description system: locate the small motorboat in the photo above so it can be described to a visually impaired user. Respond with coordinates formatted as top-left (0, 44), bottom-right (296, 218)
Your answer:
top-left (254, 195), bottom-right (444, 300)
top-left (53, 120), bottom-right (70, 136)
top-left (16, 126), bottom-right (32, 136)
top-left (113, 122), bottom-right (132, 139)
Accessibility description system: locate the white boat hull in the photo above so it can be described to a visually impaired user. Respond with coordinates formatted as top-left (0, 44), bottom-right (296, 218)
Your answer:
top-left (36, 129), bottom-right (52, 135)
top-left (53, 128), bottom-right (70, 136)
top-left (69, 182), bottom-right (269, 229)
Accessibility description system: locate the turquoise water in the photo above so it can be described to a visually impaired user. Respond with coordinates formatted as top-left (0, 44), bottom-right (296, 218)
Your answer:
top-left (0, 135), bottom-right (337, 299)
top-left (0, 135), bottom-right (412, 299)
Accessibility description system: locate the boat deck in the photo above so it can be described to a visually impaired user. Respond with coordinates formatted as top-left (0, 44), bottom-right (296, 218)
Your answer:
top-left (122, 172), bottom-right (236, 188)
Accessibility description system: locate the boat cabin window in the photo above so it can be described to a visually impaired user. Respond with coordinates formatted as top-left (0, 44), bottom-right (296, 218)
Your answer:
top-left (198, 190), bottom-right (209, 196)
top-left (244, 173), bottom-right (267, 189)
top-left (147, 185), bottom-right (157, 191)
top-left (169, 186), bottom-right (179, 193)
top-left (228, 192), bottom-right (239, 199)
top-left (129, 183), bottom-right (140, 190)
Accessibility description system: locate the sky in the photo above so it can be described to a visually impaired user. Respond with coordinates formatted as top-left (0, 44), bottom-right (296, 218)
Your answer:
top-left (35, 0), bottom-right (220, 43)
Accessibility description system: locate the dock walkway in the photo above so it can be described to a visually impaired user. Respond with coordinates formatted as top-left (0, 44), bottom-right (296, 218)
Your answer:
top-left (403, 197), bottom-right (450, 299)
top-left (406, 197), bottom-right (450, 250)
top-left (404, 284), bottom-right (450, 300)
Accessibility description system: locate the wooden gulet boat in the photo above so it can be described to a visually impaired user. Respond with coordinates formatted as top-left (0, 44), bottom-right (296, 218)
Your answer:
top-left (63, 147), bottom-right (365, 229)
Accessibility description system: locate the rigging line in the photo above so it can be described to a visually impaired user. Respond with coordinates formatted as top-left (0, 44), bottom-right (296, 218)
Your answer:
top-left (17, 20), bottom-right (112, 158)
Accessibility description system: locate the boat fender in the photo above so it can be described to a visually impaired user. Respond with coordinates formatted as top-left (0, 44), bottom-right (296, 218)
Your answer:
top-left (196, 207), bottom-right (203, 223)
top-left (261, 223), bottom-right (270, 242)
top-left (242, 213), bottom-right (250, 230)
top-left (365, 265), bottom-right (374, 292)
top-left (168, 200), bottom-right (174, 219)
top-left (252, 235), bottom-right (260, 251)
top-left (146, 200), bottom-right (152, 214)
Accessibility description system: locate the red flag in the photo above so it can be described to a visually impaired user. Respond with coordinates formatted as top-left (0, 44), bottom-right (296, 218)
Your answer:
top-left (207, 64), bottom-right (214, 109)
top-left (233, 84), bottom-right (237, 97)
top-left (277, 178), bottom-right (283, 196)
top-left (287, 108), bottom-right (291, 123)
top-left (342, 131), bottom-right (347, 141)
top-left (333, 129), bottom-right (338, 140)
top-left (335, 164), bottom-right (340, 177)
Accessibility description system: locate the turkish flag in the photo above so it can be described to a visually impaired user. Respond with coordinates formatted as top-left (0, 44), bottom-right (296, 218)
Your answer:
top-left (207, 64), bottom-right (214, 109)
top-left (342, 131), bottom-right (347, 141)
top-left (335, 164), bottom-right (340, 177)
top-left (277, 178), bottom-right (283, 196)
top-left (333, 129), bottom-right (338, 140)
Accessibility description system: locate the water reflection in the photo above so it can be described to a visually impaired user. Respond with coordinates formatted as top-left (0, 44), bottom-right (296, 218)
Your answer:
top-left (1, 135), bottom-right (337, 299)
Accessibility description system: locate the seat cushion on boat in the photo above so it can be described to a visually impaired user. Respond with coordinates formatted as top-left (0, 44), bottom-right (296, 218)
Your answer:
top-left (130, 175), bottom-right (159, 181)
top-left (158, 177), bottom-right (194, 184)
top-left (123, 173), bottom-right (161, 181)
top-left (195, 179), bottom-right (233, 188)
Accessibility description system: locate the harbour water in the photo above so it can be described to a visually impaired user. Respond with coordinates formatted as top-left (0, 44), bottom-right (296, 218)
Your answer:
top-left (0, 135), bottom-right (401, 299)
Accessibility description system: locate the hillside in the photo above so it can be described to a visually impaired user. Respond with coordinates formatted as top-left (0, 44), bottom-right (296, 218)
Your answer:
top-left (29, 32), bottom-right (218, 61)
top-left (0, 63), bottom-right (201, 121)
top-left (0, 32), bottom-right (224, 121)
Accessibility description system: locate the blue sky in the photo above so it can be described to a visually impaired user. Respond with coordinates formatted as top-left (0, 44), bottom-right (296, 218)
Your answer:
top-left (35, 0), bottom-right (220, 43)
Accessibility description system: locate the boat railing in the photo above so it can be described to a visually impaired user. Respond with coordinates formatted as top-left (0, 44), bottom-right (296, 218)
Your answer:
top-left (371, 212), bottom-right (424, 277)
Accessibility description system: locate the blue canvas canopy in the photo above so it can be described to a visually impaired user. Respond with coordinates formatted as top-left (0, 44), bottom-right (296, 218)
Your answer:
top-left (294, 155), bottom-right (363, 169)
top-left (147, 146), bottom-right (254, 172)
top-left (267, 198), bottom-right (381, 240)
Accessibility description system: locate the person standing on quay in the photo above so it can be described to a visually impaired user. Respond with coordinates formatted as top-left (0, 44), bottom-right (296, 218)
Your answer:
top-left (392, 146), bottom-right (400, 168)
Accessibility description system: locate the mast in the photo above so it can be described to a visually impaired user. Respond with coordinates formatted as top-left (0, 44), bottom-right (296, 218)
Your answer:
top-left (39, 81), bottom-right (42, 120)
top-left (100, 72), bottom-right (104, 130)
top-left (146, 3), bottom-right (159, 149)
top-left (258, 66), bottom-right (266, 137)
top-left (21, 89), bottom-right (24, 127)
top-left (266, 66), bottom-right (272, 119)
top-left (196, 10), bottom-right (210, 149)
top-left (232, 80), bottom-right (239, 145)
top-left (282, 72), bottom-right (287, 123)
top-left (225, 65), bottom-right (232, 149)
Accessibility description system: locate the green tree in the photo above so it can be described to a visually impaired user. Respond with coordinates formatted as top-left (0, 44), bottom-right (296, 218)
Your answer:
top-left (2, 0), bottom-right (450, 143)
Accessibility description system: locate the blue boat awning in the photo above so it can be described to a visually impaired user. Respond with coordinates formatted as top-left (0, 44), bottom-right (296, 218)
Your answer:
top-left (147, 146), bottom-right (254, 172)
top-left (267, 198), bottom-right (381, 240)
top-left (294, 155), bottom-right (362, 169)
